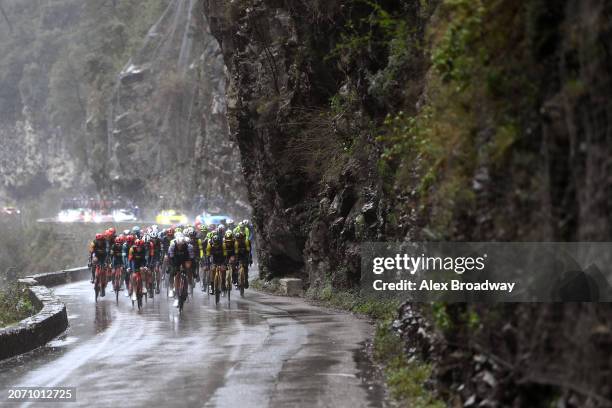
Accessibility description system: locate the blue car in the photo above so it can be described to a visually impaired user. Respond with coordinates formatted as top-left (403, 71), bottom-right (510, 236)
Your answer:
top-left (195, 214), bottom-right (232, 227)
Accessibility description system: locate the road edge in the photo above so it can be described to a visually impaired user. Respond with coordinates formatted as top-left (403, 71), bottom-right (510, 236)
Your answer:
top-left (0, 267), bottom-right (89, 361)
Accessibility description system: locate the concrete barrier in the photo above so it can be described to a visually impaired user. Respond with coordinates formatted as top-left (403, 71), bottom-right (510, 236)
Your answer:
top-left (28, 267), bottom-right (90, 288)
top-left (279, 278), bottom-right (303, 296)
top-left (0, 267), bottom-right (89, 361)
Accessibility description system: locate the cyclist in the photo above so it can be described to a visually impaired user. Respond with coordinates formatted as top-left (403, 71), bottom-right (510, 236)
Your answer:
top-left (168, 234), bottom-right (194, 307)
top-left (199, 225), bottom-right (211, 291)
top-left (233, 220), bottom-right (252, 242)
top-left (223, 230), bottom-right (237, 286)
top-left (216, 224), bottom-right (226, 242)
top-left (122, 234), bottom-right (135, 296)
top-left (89, 233), bottom-right (107, 284)
top-left (128, 238), bottom-right (148, 299)
top-left (161, 227), bottom-right (174, 281)
top-left (235, 231), bottom-right (252, 288)
top-left (104, 228), bottom-right (116, 277)
top-left (149, 230), bottom-right (162, 294)
top-left (132, 225), bottom-right (141, 239)
top-left (206, 224), bottom-right (216, 241)
top-left (110, 234), bottom-right (125, 289)
top-left (206, 233), bottom-right (227, 295)
top-left (186, 227), bottom-right (202, 283)
top-left (142, 233), bottom-right (156, 297)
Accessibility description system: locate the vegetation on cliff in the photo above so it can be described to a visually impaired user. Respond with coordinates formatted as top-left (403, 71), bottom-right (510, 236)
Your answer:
top-left (202, 0), bottom-right (612, 406)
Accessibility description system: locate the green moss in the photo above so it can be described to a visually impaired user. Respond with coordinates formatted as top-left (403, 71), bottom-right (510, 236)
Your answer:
top-left (374, 318), bottom-right (445, 407)
top-left (0, 283), bottom-right (38, 327)
top-left (431, 302), bottom-right (451, 331)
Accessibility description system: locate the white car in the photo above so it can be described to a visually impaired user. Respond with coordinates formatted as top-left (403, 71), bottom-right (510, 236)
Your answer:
top-left (113, 209), bottom-right (138, 222)
top-left (58, 209), bottom-right (83, 223)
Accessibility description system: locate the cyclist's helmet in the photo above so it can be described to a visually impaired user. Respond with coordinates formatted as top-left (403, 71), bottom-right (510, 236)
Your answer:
top-left (95, 233), bottom-right (104, 240)
top-left (226, 219), bottom-right (235, 229)
top-left (175, 227), bottom-right (183, 234)
top-left (127, 235), bottom-right (135, 244)
top-left (217, 225), bottom-right (225, 235)
top-left (123, 229), bottom-right (130, 236)
top-left (225, 230), bottom-right (234, 239)
top-left (211, 235), bottom-right (221, 245)
top-left (132, 226), bottom-right (141, 237)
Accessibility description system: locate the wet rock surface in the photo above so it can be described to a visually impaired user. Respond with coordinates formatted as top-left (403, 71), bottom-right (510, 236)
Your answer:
top-left (201, 1), bottom-right (384, 286)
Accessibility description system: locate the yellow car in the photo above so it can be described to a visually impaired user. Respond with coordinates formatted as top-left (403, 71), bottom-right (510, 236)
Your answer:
top-left (155, 209), bottom-right (189, 225)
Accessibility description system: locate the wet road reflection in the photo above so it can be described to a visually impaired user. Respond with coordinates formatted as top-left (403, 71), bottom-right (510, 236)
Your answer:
top-left (0, 281), bottom-right (384, 408)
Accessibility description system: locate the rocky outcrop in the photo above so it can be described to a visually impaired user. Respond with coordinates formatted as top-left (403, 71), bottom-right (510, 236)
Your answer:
top-left (201, 1), bottom-right (386, 284)
top-left (106, 0), bottom-right (248, 213)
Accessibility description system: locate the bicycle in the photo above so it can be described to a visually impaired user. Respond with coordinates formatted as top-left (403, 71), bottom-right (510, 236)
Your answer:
top-left (237, 260), bottom-right (247, 297)
top-left (143, 266), bottom-right (153, 300)
top-left (130, 268), bottom-right (144, 310)
top-left (212, 264), bottom-right (223, 304)
top-left (105, 260), bottom-right (113, 285)
top-left (225, 263), bottom-right (232, 303)
top-left (93, 258), bottom-right (107, 302)
top-left (153, 259), bottom-right (161, 294)
top-left (188, 264), bottom-right (196, 297)
top-left (200, 260), bottom-right (211, 294)
top-left (112, 264), bottom-right (123, 304)
top-left (174, 262), bottom-right (191, 313)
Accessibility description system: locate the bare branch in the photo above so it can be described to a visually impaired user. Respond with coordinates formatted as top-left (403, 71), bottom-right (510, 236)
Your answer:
top-left (0, 0), bottom-right (13, 34)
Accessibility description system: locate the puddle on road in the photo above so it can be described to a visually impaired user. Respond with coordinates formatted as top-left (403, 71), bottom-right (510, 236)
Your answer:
top-left (47, 336), bottom-right (79, 348)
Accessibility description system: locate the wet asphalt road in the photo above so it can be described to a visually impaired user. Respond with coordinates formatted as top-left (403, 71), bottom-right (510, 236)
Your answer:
top-left (0, 280), bottom-right (385, 408)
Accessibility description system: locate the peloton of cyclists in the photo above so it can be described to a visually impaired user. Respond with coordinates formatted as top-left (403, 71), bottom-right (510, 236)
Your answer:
top-left (87, 218), bottom-right (254, 306)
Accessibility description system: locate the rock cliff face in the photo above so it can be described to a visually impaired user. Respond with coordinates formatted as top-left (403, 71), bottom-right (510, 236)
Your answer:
top-left (106, 0), bottom-right (247, 212)
top-left (201, 1), bottom-right (389, 284)
top-left (0, 117), bottom-right (84, 199)
top-left (0, 0), bottom-right (247, 214)
top-left (200, 1), bottom-right (612, 406)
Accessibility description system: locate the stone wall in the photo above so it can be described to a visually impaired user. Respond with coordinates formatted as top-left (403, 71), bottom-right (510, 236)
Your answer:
top-left (0, 267), bottom-right (88, 361)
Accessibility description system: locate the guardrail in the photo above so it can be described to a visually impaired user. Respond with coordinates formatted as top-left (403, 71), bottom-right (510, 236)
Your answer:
top-left (0, 267), bottom-right (89, 361)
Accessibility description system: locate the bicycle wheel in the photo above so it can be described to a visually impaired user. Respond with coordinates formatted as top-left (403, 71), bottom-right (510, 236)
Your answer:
top-left (226, 271), bottom-right (231, 303)
top-left (214, 268), bottom-right (221, 304)
top-left (239, 265), bottom-right (245, 297)
top-left (94, 266), bottom-right (101, 302)
top-left (178, 274), bottom-right (187, 313)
